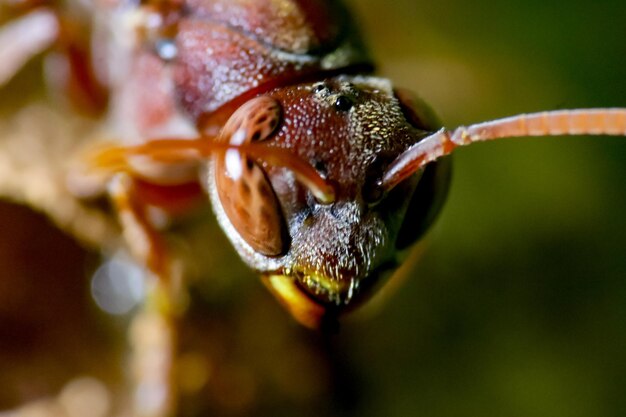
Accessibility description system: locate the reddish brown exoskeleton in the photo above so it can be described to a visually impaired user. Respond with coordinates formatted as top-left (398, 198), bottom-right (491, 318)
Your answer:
top-left (3, 0), bottom-right (625, 331)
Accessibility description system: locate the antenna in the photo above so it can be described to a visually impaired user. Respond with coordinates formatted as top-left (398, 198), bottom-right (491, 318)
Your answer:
top-left (90, 137), bottom-right (336, 204)
top-left (380, 108), bottom-right (626, 192)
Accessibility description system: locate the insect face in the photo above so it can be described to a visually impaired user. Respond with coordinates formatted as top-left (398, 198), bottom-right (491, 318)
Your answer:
top-left (208, 75), bottom-right (451, 327)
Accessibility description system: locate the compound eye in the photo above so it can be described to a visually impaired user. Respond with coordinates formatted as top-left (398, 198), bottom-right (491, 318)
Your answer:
top-left (394, 88), bottom-right (440, 131)
top-left (392, 89), bottom-right (449, 249)
top-left (214, 97), bottom-right (289, 256)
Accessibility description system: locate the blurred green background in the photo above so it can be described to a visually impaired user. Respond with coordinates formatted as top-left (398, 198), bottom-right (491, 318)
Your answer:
top-left (341, 1), bottom-right (626, 416)
top-left (1, 1), bottom-right (626, 416)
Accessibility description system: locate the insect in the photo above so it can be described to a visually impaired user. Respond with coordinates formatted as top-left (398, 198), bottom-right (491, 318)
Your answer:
top-left (69, 0), bottom-right (626, 328)
top-left (1, 0), bottom-right (625, 416)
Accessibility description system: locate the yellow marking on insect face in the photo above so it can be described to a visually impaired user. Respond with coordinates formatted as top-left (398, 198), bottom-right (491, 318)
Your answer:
top-left (262, 274), bottom-right (327, 329)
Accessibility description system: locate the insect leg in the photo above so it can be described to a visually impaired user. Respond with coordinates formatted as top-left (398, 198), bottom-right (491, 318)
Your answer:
top-left (47, 15), bottom-right (110, 116)
top-left (0, 8), bottom-right (59, 86)
top-left (108, 173), bottom-right (181, 417)
top-left (107, 173), bottom-right (178, 286)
